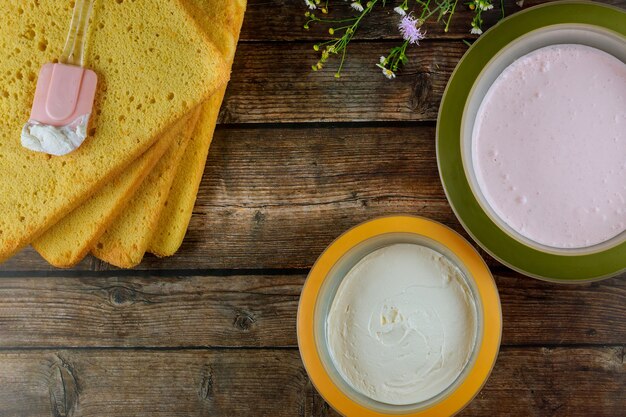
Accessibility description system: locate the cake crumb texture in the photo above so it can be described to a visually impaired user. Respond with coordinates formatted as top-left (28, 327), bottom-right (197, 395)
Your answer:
top-left (148, 0), bottom-right (247, 257)
top-left (92, 110), bottom-right (201, 268)
top-left (0, 0), bottom-right (228, 261)
top-left (32, 134), bottom-right (173, 268)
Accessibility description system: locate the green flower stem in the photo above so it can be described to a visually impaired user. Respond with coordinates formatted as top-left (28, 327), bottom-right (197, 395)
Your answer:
top-left (313, 0), bottom-right (380, 77)
top-left (305, 0), bottom-right (497, 78)
top-left (385, 40), bottom-right (409, 72)
top-left (416, 0), bottom-right (433, 20)
top-left (444, 0), bottom-right (459, 32)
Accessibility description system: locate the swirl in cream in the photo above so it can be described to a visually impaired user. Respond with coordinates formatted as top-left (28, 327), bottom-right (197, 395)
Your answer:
top-left (327, 244), bottom-right (477, 405)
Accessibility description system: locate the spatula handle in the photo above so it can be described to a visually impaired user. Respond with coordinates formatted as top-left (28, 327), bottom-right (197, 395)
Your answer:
top-left (60, 0), bottom-right (95, 67)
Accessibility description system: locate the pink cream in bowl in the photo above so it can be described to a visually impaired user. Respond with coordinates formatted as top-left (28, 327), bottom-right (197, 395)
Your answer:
top-left (472, 44), bottom-right (626, 249)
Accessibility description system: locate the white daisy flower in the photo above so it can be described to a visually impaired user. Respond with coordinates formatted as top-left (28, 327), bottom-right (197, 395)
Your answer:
top-left (470, 26), bottom-right (483, 35)
top-left (383, 68), bottom-right (396, 79)
top-left (376, 64), bottom-right (396, 79)
top-left (305, 0), bottom-right (316, 10)
top-left (351, 2), bottom-right (364, 12)
top-left (379, 56), bottom-right (386, 64)
top-left (477, 0), bottom-right (494, 10)
top-left (394, 6), bottom-right (406, 16)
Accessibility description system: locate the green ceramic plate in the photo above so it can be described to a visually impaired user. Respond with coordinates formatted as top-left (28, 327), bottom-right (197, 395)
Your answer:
top-left (437, 1), bottom-right (626, 282)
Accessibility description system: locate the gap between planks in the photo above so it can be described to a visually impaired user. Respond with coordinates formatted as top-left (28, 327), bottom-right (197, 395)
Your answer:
top-left (0, 344), bottom-right (622, 352)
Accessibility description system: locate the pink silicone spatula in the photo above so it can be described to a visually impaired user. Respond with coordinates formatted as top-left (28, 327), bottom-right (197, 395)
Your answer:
top-left (21, 0), bottom-right (97, 156)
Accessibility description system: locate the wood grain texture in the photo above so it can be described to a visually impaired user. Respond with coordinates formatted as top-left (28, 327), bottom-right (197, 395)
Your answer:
top-left (2, 123), bottom-right (625, 271)
top-left (240, 0), bottom-right (626, 41)
top-left (1, 125), bottom-right (476, 271)
top-left (219, 41), bottom-right (463, 123)
top-left (0, 347), bottom-right (623, 417)
top-left (241, 0), bottom-right (502, 41)
top-left (226, 0), bottom-right (626, 124)
top-left (0, 273), bottom-right (624, 348)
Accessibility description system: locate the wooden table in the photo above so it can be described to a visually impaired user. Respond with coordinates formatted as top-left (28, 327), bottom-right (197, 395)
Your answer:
top-left (1, 1), bottom-right (624, 415)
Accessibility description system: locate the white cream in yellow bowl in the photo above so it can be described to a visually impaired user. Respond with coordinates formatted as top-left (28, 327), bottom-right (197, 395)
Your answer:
top-left (298, 216), bottom-right (502, 417)
top-left (327, 244), bottom-right (477, 406)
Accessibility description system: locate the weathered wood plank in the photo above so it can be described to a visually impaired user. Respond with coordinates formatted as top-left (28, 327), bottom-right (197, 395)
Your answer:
top-left (240, 0), bottom-right (626, 41)
top-left (241, 0), bottom-right (500, 41)
top-left (3, 124), bottom-right (624, 272)
top-left (219, 41), bottom-right (463, 123)
top-left (0, 275), bottom-right (300, 348)
top-left (0, 274), bottom-right (623, 348)
top-left (463, 346), bottom-right (625, 417)
top-left (0, 347), bottom-right (623, 416)
top-left (227, 1), bottom-right (626, 124)
top-left (1, 125), bottom-right (477, 271)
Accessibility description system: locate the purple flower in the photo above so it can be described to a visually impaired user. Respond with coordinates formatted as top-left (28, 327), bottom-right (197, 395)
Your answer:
top-left (398, 14), bottom-right (426, 45)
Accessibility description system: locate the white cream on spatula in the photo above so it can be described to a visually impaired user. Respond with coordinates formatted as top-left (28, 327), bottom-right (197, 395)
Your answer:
top-left (472, 44), bottom-right (626, 249)
top-left (21, 0), bottom-right (97, 156)
top-left (327, 244), bottom-right (477, 405)
top-left (21, 114), bottom-right (90, 156)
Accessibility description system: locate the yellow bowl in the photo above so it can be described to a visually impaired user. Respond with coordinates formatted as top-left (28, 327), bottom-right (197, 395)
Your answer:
top-left (297, 215), bottom-right (502, 416)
